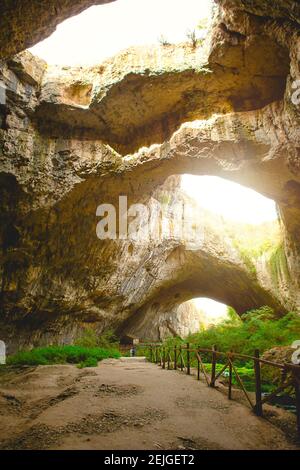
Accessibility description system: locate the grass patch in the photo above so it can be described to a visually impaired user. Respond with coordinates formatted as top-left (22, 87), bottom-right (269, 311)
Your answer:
top-left (7, 345), bottom-right (120, 367)
top-left (201, 363), bottom-right (273, 393)
top-left (77, 357), bottom-right (99, 369)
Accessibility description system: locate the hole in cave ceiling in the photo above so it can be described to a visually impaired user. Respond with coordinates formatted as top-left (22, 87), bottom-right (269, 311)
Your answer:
top-left (181, 175), bottom-right (278, 225)
top-left (28, 0), bottom-right (214, 66)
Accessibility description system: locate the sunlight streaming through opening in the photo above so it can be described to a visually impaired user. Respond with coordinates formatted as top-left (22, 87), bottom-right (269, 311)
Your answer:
top-left (29, 0), bottom-right (213, 66)
top-left (181, 175), bottom-right (278, 225)
top-left (192, 298), bottom-right (229, 326)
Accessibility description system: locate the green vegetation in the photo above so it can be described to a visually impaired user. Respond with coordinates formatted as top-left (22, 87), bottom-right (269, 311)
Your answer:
top-left (7, 345), bottom-right (120, 367)
top-left (77, 356), bottom-right (99, 369)
top-left (225, 220), bottom-right (291, 289)
top-left (269, 243), bottom-right (290, 285)
top-left (158, 17), bottom-right (210, 48)
top-left (226, 221), bottom-right (282, 279)
top-left (234, 244), bottom-right (258, 277)
top-left (158, 193), bottom-right (171, 206)
top-left (160, 307), bottom-right (300, 360)
top-left (228, 221), bottom-right (280, 261)
top-left (75, 328), bottom-right (119, 349)
top-left (154, 307), bottom-right (300, 394)
top-left (197, 18), bottom-right (210, 31)
top-left (6, 328), bottom-right (120, 368)
top-left (200, 363), bottom-right (273, 393)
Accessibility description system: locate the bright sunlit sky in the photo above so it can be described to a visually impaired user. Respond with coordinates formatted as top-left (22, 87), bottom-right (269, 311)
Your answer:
top-left (193, 298), bottom-right (228, 323)
top-left (29, 0), bottom-right (213, 66)
top-left (181, 175), bottom-right (277, 225)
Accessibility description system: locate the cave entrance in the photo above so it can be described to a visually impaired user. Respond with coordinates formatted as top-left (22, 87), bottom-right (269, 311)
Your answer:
top-left (161, 297), bottom-right (232, 339)
top-left (28, 0), bottom-right (213, 66)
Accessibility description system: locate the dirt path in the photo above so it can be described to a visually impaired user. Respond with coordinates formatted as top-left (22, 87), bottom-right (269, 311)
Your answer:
top-left (0, 358), bottom-right (298, 450)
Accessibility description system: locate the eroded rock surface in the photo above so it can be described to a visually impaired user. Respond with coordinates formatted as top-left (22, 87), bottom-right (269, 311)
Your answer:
top-left (35, 35), bottom-right (289, 154)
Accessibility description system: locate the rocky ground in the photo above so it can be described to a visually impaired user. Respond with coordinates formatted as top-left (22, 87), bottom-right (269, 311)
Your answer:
top-left (0, 358), bottom-right (298, 450)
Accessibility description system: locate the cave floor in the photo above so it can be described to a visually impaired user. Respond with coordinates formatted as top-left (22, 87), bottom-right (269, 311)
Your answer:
top-left (0, 358), bottom-right (299, 450)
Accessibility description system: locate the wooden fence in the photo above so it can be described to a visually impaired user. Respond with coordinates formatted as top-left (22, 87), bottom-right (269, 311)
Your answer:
top-left (142, 342), bottom-right (300, 439)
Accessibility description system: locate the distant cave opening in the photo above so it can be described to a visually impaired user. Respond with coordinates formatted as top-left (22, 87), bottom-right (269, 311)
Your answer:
top-left (159, 297), bottom-right (232, 340)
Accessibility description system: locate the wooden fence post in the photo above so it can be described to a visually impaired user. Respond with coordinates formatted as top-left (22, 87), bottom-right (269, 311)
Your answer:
top-left (155, 346), bottom-right (158, 364)
top-left (150, 346), bottom-right (153, 363)
top-left (167, 348), bottom-right (170, 370)
top-left (162, 347), bottom-right (166, 369)
top-left (228, 352), bottom-right (233, 400)
top-left (254, 349), bottom-right (263, 416)
top-left (187, 342), bottom-right (190, 375)
top-left (210, 345), bottom-right (217, 387)
top-left (197, 348), bottom-right (200, 381)
top-left (180, 346), bottom-right (183, 371)
top-left (174, 345), bottom-right (177, 370)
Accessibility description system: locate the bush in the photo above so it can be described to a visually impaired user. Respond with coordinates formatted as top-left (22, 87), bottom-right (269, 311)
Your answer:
top-left (159, 307), bottom-right (300, 365)
top-left (75, 328), bottom-right (118, 349)
top-left (7, 345), bottom-right (120, 367)
top-left (186, 29), bottom-right (197, 48)
top-left (187, 307), bottom-right (300, 360)
top-left (77, 357), bottom-right (99, 369)
top-left (154, 307), bottom-right (300, 394)
top-left (158, 35), bottom-right (171, 46)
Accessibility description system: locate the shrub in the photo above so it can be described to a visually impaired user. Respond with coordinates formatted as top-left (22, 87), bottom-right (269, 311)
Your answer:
top-left (7, 345), bottom-right (120, 367)
top-left (77, 357), bottom-right (99, 369)
top-left (158, 307), bottom-right (300, 393)
top-left (75, 328), bottom-right (118, 349)
top-left (75, 328), bottom-right (99, 348)
top-left (186, 29), bottom-right (198, 48)
top-left (160, 307), bottom-right (300, 364)
top-left (158, 35), bottom-right (171, 46)
top-left (186, 307), bottom-right (300, 359)
top-left (97, 329), bottom-right (119, 349)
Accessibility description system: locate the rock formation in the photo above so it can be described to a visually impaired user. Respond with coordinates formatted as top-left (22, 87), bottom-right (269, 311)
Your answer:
top-left (0, 0), bottom-right (299, 349)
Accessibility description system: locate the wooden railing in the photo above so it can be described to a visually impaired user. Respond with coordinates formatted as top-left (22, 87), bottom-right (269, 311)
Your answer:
top-left (142, 342), bottom-right (300, 439)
